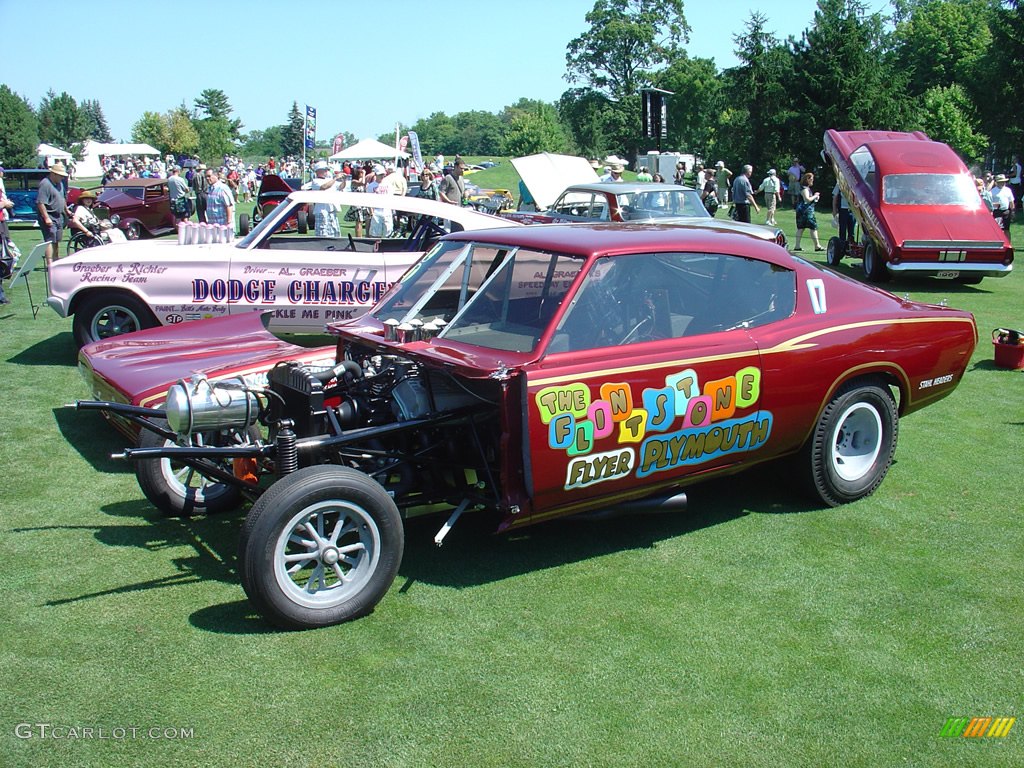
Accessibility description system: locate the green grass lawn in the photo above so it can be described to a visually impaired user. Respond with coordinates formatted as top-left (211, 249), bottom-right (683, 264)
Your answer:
top-left (1, 183), bottom-right (1022, 767)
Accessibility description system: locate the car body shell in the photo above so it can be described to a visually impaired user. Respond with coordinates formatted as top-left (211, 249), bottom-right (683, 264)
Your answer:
top-left (80, 222), bottom-right (976, 528)
top-left (824, 129), bottom-right (1013, 279)
top-left (48, 190), bottom-right (517, 338)
top-left (250, 174), bottom-right (306, 231)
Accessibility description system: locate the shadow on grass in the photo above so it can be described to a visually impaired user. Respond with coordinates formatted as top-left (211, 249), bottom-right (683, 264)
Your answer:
top-left (6, 330), bottom-right (78, 365)
top-left (31, 460), bottom-right (825, 635)
top-left (53, 406), bottom-right (132, 474)
top-left (15, 499), bottom-right (246, 609)
top-left (396, 462), bottom-right (818, 593)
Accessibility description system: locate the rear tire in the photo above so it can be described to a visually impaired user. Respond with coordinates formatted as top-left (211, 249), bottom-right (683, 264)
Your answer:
top-left (801, 380), bottom-right (898, 506)
top-left (239, 466), bottom-right (403, 629)
top-left (862, 241), bottom-right (888, 282)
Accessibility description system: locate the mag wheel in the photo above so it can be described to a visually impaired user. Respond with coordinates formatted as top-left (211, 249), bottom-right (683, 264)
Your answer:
top-left (239, 466), bottom-right (403, 629)
top-left (802, 381), bottom-right (898, 506)
top-left (136, 422), bottom-right (262, 517)
top-left (73, 292), bottom-right (158, 347)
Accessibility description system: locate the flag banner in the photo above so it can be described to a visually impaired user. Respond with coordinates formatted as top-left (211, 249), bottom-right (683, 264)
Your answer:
top-left (305, 106), bottom-right (317, 150)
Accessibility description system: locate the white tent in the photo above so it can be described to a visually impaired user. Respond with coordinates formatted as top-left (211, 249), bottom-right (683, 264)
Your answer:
top-left (329, 138), bottom-right (409, 161)
top-left (37, 142), bottom-right (73, 166)
top-left (75, 140), bottom-right (161, 178)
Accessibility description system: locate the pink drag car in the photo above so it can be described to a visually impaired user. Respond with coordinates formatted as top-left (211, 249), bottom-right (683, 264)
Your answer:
top-left (824, 129), bottom-right (1013, 283)
top-left (47, 190), bottom-right (515, 347)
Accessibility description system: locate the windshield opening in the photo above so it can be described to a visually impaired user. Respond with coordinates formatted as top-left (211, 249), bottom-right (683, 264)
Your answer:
top-left (374, 240), bottom-right (585, 352)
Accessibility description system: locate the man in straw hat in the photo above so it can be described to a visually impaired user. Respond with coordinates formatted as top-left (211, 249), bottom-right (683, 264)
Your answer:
top-left (992, 174), bottom-right (1015, 241)
top-left (36, 162), bottom-right (74, 266)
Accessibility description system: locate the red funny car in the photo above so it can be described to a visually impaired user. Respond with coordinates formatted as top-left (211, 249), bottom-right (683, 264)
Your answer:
top-left (77, 223), bottom-right (976, 629)
top-left (824, 129), bottom-right (1013, 283)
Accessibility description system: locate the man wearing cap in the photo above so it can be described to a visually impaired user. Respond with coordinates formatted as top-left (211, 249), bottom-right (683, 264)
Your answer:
top-left (439, 159), bottom-right (466, 206)
top-left (992, 174), bottom-right (1015, 241)
top-left (303, 161), bottom-right (341, 237)
top-left (756, 169), bottom-right (782, 226)
top-left (37, 162), bottom-right (74, 266)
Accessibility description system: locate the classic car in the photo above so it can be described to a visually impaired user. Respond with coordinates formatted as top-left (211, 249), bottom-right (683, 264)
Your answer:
top-left (47, 190), bottom-right (517, 348)
top-left (2, 168), bottom-right (84, 224)
top-left (824, 129), bottom-right (1013, 283)
top-left (240, 174), bottom-right (307, 235)
top-left (77, 222), bottom-right (976, 629)
top-left (503, 153), bottom-right (787, 245)
top-left (93, 178), bottom-right (177, 240)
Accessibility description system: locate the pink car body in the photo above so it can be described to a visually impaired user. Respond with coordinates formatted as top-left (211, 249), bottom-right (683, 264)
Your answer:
top-left (47, 190), bottom-right (516, 347)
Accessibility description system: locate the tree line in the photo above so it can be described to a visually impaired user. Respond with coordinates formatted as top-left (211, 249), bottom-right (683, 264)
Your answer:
top-left (2, 1), bottom-right (1021, 174)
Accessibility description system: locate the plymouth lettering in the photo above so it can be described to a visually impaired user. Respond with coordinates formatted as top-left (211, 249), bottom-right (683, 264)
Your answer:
top-left (536, 365), bottom-right (772, 489)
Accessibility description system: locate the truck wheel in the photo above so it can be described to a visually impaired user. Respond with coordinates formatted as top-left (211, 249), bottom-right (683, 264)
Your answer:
top-left (239, 466), bottom-right (403, 629)
top-left (801, 380), bottom-right (898, 507)
top-left (73, 293), bottom-right (158, 347)
top-left (862, 241), bottom-right (888, 282)
top-left (136, 422), bottom-right (261, 517)
top-left (826, 236), bottom-right (842, 266)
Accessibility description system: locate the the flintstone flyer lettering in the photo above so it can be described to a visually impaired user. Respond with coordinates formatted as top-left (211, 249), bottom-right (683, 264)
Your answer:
top-left (535, 366), bottom-right (772, 490)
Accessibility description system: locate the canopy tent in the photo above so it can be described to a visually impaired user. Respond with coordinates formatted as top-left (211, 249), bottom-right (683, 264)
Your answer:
top-left (329, 138), bottom-right (409, 161)
top-left (36, 142), bottom-right (73, 166)
top-left (75, 141), bottom-right (161, 178)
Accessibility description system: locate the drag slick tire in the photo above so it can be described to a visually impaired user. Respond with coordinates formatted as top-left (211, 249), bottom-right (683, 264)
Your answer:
top-left (73, 292), bottom-right (159, 347)
top-left (239, 466), bottom-right (403, 630)
top-left (802, 380), bottom-right (898, 507)
top-left (862, 241), bottom-right (888, 282)
top-left (136, 422), bottom-right (261, 517)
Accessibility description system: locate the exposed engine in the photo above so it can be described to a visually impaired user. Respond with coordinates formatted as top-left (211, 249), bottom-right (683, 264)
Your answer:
top-left (161, 348), bottom-right (502, 510)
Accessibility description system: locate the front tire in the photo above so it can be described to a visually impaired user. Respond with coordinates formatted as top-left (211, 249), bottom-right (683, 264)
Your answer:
top-left (238, 213), bottom-right (250, 236)
top-left (136, 422), bottom-right (261, 517)
top-left (801, 380), bottom-right (898, 506)
top-left (73, 292), bottom-right (159, 347)
top-left (124, 221), bottom-right (142, 240)
top-left (239, 466), bottom-right (403, 629)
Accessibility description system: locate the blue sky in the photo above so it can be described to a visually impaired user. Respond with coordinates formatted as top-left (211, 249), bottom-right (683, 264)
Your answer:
top-left (4, 0), bottom-right (891, 147)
